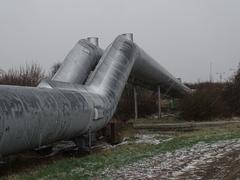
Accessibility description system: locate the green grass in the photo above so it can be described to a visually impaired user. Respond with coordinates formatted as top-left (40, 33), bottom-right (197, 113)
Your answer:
top-left (129, 116), bottom-right (186, 124)
top-left (5, 124), bottom-right (240, 180)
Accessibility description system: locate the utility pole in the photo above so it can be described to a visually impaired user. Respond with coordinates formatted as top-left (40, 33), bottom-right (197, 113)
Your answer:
top-left (209, 62), bottom-right (213, 82)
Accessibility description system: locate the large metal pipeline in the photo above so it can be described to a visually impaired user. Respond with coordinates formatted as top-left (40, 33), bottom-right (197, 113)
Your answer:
top-left (52, 37), bottom-right (103, 84)
top-left (38, 37), bottom-right (103, 88)
top-left (132, 46), bottom-right (191, 96)
top-left (0, 34), bottom-right (191, 156)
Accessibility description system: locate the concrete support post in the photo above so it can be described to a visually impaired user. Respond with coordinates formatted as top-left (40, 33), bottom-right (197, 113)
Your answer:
top-left (158, 85), bottom-right (162, 119)
top-left (134, 86), bottom-right (138, 120)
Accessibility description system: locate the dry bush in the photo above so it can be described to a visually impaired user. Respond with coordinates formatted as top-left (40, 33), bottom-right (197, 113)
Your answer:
top-left (114, 83), bottom-right (135, 120)
top-left (115, 83), bottom-right (157, 120)
top-left (137, 87), bottom-right (157, 117)
top-left (179, 82), bottom-right (230, 121)
top-left (0, 63), bottom-right (45, 87)
top-left (223, 69), bottom-right (240, 115)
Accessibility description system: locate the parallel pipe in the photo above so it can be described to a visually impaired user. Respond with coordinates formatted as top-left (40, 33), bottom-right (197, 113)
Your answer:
top-left (0, 34), bottom-right (191, 156)
top-left (49, 38), bottom-right (103, 84)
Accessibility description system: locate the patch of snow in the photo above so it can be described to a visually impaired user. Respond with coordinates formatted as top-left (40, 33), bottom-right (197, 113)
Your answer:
top-left (100, 139), bottom-right (240, 179)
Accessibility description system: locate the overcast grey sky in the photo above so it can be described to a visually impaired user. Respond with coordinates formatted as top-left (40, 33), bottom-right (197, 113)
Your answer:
top-left (0, 0), bottom-right (240, 82)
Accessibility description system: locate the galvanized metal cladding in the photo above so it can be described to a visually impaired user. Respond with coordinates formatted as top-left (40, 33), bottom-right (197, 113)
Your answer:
top-left (50, 37), bottom-right (103, 84)
top-left (0, 34), bottom-right (191, 156)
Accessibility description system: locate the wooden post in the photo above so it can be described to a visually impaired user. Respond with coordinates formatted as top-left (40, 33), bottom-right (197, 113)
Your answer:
top-left (134, 86), bottom-right (138, 120)
top-left (158, 86), bottom-right (162, 119)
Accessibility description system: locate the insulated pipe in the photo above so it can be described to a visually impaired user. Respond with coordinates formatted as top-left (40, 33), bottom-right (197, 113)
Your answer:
top-left (50, 38), bottom-right (103, 84)
top-left (0, 35), bottom-right (191, 156)
top-left (0, 85), bottom-right (94, 156)
top-left (0, 35), bottom-right (138, 156)
top-left (132, 48), bottom-right (191, 96)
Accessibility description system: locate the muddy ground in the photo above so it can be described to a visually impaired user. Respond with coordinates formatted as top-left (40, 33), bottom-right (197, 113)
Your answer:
top-left (101, 139), bottom-right (240, 180)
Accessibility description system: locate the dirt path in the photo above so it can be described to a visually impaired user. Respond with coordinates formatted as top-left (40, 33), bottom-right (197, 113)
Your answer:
top-left (101, 139), bottom-right (240, 179)
top-left (201, 149), bottom-right (240, 179)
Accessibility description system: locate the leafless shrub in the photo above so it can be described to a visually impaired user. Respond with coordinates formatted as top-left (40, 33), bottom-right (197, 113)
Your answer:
top-left (0, 63), bottom-right (45, 87)
top-left (223, 68), bottom-right (240, 116)
top-left (179, 81), bottom-right (232, 121)
top-left (115, 83), bottom-right (157, 120)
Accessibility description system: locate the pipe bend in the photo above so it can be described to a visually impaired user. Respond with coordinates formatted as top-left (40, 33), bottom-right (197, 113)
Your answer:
top-left (82, 35), bottom-right (139, 130)
top-left (51, 39), bottom-right (103, 85)
top-left (88, 35), bottom-right (138, 95)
